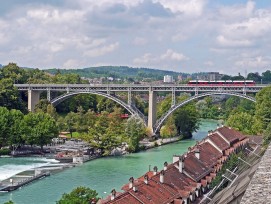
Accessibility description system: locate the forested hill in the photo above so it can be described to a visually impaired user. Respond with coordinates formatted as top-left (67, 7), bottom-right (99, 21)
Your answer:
top-left (45, 66), bottom-right (189, 80)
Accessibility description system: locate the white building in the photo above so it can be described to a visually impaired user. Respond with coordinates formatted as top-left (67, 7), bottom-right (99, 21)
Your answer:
top-left (163, 75), bottom-right (173, 83)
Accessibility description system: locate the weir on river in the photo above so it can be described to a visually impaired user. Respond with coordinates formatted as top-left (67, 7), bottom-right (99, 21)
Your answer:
top-left (0, 119), bottom-right (219, 204)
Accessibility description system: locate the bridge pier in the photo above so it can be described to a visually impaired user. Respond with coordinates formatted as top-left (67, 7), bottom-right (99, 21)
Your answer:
top-left (28, 90), bottom-right (41, 112)
top-left (148, 90), bottom-right (157, 134)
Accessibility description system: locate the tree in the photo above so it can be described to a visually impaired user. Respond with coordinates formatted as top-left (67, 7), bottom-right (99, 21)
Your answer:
top-left (226, 112), bottom-right (259, 134)
top-left (56, 186), bottom-right (99, 204)
top-left (35, 99), bottom-right (50, 113)
top-left (3, 201), bottom-right (14, 204)
top-left (262, 70), bottom-right (271, 83)
top-left (247, 72), bottom-right (261, 83)
top-left (263, 122), bottom-right (271, 146)
top-left (160, 115), bottom-right (177, 138)
top-left (22, 112), bottom-right (58, 150)
top-left (157, 95), bottom-right (171, 118)
top-left (221, 75), bottom-right (231, 80)
top-left (0, 78), bottom-right (27, 112)
top-left (125, 115), bottom-right (145, 152)
top-left (0, 107), bottom-right (10, 148)
top-left (174, 103), bottom-right (200, 139)
top-left (64, 112), bottom-right (78, 137)
top-left (255, 86), bottom-right (271, 131)
top-left (8, 109), bottom-right (25, 147)
top-left (82, 112), bottom-right (112, 155)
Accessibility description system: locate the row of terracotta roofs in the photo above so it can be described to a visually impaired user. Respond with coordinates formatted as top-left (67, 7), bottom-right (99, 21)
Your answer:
top-left (98, 126), bottom-right (249, 204)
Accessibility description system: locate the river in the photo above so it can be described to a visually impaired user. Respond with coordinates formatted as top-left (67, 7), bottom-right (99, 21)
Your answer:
top-left (0, 119), bottom-right (219, 204)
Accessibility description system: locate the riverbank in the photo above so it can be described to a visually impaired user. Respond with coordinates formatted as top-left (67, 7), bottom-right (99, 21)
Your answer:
top-left (0, 119), bottom-right (219, 204)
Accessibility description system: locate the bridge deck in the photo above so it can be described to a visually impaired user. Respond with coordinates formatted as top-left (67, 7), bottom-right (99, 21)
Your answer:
top-left (14, 84), bottom-right (265, 92)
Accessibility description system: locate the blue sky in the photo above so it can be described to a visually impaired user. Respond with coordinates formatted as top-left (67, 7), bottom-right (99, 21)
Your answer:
top-left (0, 0), bottom-right (270, 75)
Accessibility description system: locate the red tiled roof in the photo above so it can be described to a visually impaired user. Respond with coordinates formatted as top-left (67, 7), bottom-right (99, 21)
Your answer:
top-left (231, 128), bottom-right (247, 141)
top-left (152, 164), bottom-right (194, 193)
top-left (103, 191), bottom-right (142, 204)
top-left (191, 142), bottom-right (223, 168)
top-left (207, 133), bottom-right (230, 151)
top-left (183, 153), bottom-right (213, 182)
top-left (127, 179), bottom-right (179, 204)
top-left (216, 126), bottom-right (240, 144)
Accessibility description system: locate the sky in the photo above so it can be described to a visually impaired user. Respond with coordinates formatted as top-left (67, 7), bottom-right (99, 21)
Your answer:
top-left (0, 0), bottom-right (271, 75)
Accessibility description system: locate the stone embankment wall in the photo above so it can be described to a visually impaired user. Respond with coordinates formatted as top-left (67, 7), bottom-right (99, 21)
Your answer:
top-left (240, 144), bottom-right (271, 204)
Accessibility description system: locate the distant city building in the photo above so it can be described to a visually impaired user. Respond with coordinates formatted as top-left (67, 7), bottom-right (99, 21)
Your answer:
top-left (163, 75), bottom-right (173, 83)
top-left (177, 75), bottom-right (183, 81)
top-left (208, 72), bottom-right (222, 81)
top-left (197, 72), bottom-right (222, 81)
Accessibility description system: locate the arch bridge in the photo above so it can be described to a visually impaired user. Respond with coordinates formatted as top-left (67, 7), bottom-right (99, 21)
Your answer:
top-left (14, 83), bottom-right (266, 134)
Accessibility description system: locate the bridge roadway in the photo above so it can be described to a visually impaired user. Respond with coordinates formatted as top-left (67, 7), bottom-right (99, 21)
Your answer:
top-left (14, 84), bottom-right (267, 134)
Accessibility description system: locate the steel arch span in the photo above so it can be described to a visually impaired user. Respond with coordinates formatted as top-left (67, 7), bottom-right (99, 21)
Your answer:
top-left (153, 92), bottom-right (256, 134)
top-left (50, 91), bottom-right (147, 125)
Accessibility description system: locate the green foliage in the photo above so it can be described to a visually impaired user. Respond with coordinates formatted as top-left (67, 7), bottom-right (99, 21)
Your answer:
top-left (210, 152), bottom-right (242, 189)
top-left (174, 103), bottom-right (200, 139)
top-left (3, 201), bottom-right (14, 204)
top-left (160, 116), bottom-right (177, 138)
top-left (82, 110), bottom-right (124, 156)
top-left (262, 70), bottom-right (271, 83)
top-left (8, 109), bottom-right (25, 146)
top-left (263, 122), bottom-right (271, 146)
top-left (22, 112), bottom-right (58, 149)
top-left (255, 86), bottom-right (271, 131)
top-left (0, 148), bottom-right (11, 155)
top-left (46, 66), bottom-right (183, 81)
top-left (125, 115), bottom-right (145, 152)
top-left (226, 112), bottom-right (259, 134)
top-left (157, 96), bottom-right (172, 118)
top-left (0, 78), bottom-right (27, 112)
top-left (0, 107), bottom-right (10, 148)
top-left (56, 186), bottom-right (99, 204)
top-left (157, 94), bottom-right (200, 139)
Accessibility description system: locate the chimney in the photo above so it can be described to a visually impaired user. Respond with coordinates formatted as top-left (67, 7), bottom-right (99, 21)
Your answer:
top-left (133, 186), bottom-right (138, 192)
top-left (144, 174), bottom-right (149, 185)
top-left (111, 189), bottom-right (116, 200)
top-left (160, 170), bottom-right (165, 183)
top-left (179, 156), bottom-right (184, 173)
top-left (188, 147), bottom-right (192, 152)
top-left (164, 162), bottom-right (168, 171)
top-left (153, 166), bottom-right (158, 175)
top-left (129, 177), bottom-right (134, 189)
top-left (195, 148), bottom-right (200, 160)
top-left (173, 155), bottom-right (180, 163)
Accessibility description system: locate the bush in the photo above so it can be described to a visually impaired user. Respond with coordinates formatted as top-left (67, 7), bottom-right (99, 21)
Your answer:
top-left (0, 148), bottom-right (11, 155)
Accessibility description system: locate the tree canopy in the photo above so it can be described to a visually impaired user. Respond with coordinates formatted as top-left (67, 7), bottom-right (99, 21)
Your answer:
top-left (56, 186), bottom-right (99, 204)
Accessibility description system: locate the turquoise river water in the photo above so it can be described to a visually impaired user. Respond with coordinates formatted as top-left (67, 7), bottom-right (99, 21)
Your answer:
top-left (0, 119), bottom-right (219, 204)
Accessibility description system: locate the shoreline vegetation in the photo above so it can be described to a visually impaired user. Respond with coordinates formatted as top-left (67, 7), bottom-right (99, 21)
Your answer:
top-left (0, 63), bottom-right (270, 203)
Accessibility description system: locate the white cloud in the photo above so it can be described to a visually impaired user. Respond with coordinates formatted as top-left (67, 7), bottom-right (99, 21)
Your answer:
top-left (0, 0), bottom-right (270, 73)
top-left (133, 37), bottom-right (148, 45)
top-left (84, 42), bottom-right (119, 57)
top-left (216, 35), bottom-right (253, 47)
top-left (161, 49), bottom-right (189, 61)
top-left (204, 61), bottom-right (214, 66)
top-left (156, 0), bottom-right (207, 16)
top-left (171, 33), bottom-right (187, 42)
top-left (133, 49), bottom-right (188, 66)
top-left (218, 1), bottom-right (256, 20)
top-left (235, 56), bottom-right (270, 68)
top-left (133, 53), bottom-right (156, 64)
